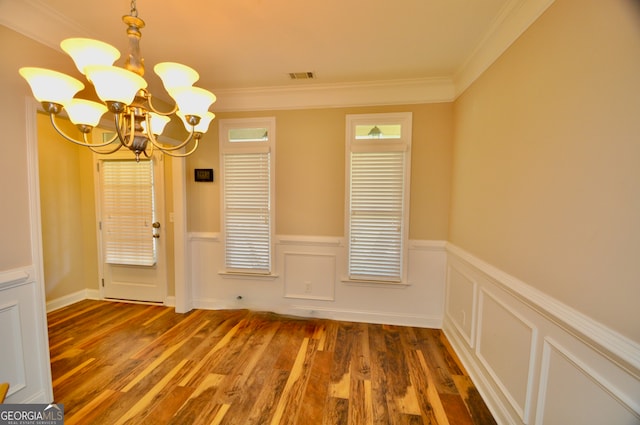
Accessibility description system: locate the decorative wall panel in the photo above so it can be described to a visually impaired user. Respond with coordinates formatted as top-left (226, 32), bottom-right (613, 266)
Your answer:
top-left (536, 338), bottom-right (640, 425)
top-left (476, 289), bottom-right (537, 422)
top-left (444, 244), bottom-right (640, 425)
top-left (0, 301), bottom-right (27, 395)
top-left (446, 263), bottom-right (477, 346)
top-left (283, 252), bottom-right (335, 300)
top-left (0, 266), bottom-right (52, 403)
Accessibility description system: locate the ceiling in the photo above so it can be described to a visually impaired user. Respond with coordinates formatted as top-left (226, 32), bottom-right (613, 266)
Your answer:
top-left (1, 0), bottom-right (554, 110)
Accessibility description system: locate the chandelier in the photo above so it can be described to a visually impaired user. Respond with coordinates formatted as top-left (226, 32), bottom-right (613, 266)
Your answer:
top-left (19, 0), bottom-right (216, 161)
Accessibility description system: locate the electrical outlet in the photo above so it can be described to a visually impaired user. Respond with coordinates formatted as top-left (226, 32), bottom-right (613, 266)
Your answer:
top-left (304, 281), bottom-right (312, 293)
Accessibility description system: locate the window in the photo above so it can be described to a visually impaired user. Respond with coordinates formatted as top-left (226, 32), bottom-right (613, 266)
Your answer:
top-left (101, 159), bottom-right (156, 266)
top-left (219, 118), bottom-right (275, 274)
top-left (346, 113), bottom-right (412, 283)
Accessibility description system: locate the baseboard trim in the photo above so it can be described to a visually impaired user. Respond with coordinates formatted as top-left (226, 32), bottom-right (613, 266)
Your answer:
top-left (442, 320), bottom-right (511, 425)
top-left (46, 289), bottom-right (100, 312)
top-left (287, 305), bottom-right (442, 328)
top-left (47, 291), bottom-right (177, 312)
top-left (193, 297), bottom-right (441, 328)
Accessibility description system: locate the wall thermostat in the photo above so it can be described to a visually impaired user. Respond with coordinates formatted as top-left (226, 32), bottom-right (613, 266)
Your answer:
top-left (194, 168), bottom-right (214, 182)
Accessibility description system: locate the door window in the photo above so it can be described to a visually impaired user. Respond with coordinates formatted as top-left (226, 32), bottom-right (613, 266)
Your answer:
top-left (101, 159), bottom-right (156, 266)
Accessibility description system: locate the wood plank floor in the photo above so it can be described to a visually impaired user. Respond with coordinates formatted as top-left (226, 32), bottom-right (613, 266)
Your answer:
top-left (48, 300), bottom-right (496, 425)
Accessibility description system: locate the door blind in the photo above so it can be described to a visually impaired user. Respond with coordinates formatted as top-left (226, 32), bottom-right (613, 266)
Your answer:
top-left (101, 160), bottom-right (156, 266)
top-left (348, 150), bottom-right (405, 281)
top-left (223, 152), bottom-right (271, 272)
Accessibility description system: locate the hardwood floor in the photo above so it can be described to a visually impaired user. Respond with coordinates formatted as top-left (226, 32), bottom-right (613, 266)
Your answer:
top-left (47, 300), bottom-right (496, 425)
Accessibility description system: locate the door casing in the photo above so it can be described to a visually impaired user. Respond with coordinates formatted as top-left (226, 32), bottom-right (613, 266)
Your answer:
top-left (93, 150), bottom-right (167, 303)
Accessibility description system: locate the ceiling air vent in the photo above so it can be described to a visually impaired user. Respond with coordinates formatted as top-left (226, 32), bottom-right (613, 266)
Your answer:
top-left (288, 71), bottom-right (316, 80)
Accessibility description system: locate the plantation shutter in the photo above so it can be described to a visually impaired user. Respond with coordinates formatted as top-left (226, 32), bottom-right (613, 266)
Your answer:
top-left (223, 151), bottom-right (271, 272)
top-left (101, 160), bottom-right (156, 266)
top-left (348, 150), bottom-right (405, 282)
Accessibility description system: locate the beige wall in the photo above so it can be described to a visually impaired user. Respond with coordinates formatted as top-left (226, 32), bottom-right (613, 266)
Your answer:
top-left (449, 0), bottom-right (640, 341)
top-left (0, 27), bottom-right (56, 269)
top-left (37, 113), bottom-right (98, 300)
top-left (0, 25), bottom-right (97, 273)
top-left (186, 103), bottom-right (453, 240)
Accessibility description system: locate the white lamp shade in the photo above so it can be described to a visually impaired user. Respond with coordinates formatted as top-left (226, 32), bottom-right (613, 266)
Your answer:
top-left (179, 111), bottom-right (215, 133)
top-left (154, 62), bottom-right (199, 95)
top-left (64, 99), bottom-right (108, 127)
top-left (19, 67), bottom-right (84, 104)
top-left (172, 87), bottom-right (216, 118)
top-left (85, 65), bottom-right (147, 105)
top-left (142, 113), bottom-right (171, 135)
top-left (61, 38), bottom-right (120, 74)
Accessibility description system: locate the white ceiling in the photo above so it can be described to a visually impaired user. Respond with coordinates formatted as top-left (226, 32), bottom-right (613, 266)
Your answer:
top-left (1, 0), bottom-right (554, 110)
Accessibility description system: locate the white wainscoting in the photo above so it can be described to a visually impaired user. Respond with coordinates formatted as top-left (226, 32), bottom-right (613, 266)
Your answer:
top-left (188, 233), bottom-right (447, 328)
top-left (0, 266), bottom-right (53, 403)
top-left (444, 244), bottom-right (640, 425)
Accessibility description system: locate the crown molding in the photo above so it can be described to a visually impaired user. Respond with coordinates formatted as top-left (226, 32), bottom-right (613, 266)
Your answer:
top-left (213, 77), bottom-right (456, 112)
top-left (0, 0), bottom-right (89, 50)
top-left (453, 0), bottom-right (556, 97)
top-left (2, 0), bottom-right (555, 110)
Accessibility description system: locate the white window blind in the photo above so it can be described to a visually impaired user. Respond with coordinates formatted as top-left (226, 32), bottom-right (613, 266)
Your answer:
top-left (349, 151), bottom-right (405, 281)
top-left (223, 152), bottom-right (271, 272)
top-left (101, 160), bottom-right (156, 266)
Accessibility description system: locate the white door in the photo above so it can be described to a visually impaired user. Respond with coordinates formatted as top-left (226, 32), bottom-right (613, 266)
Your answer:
top-left (95, 152), bottom-right (167, 303)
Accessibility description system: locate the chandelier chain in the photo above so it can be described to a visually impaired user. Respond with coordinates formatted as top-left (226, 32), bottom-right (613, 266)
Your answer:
top-left (130, 0), bottom-right (138, 17)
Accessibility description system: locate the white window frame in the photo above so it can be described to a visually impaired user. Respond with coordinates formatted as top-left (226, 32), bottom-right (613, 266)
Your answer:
top-left (219, 117), bottom-right (276, 276)
top-left (345, 112), bottom-right (412, 284)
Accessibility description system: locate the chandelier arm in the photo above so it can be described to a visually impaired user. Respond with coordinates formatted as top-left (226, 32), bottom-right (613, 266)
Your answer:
top-left (145, 113), bottom-right (196, 152)
top-left (94, 130), bottom-right (120, 145)
top-left (140, 129), bottom-right (155, 159)
top-left (49, 114), bottom-right (116, 148)
top-left (126, 110), bottom-right (137, 147)
top-left (114, 111), bottom-right (137, 148)
top-left (114, 113), bottom-right (127, 146)
top-left (86, 142), bottom-right (125, 155)
top-left (149, 131), bottom-right (196, 151)
top-left (81, 129), bottom-right (121, 147)
top-left (146, 94), bottom-right (178, 116)
top-left (156, 137), bottom-right (200, 158)
top-left (143, 139), bottom-right (155, 158)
